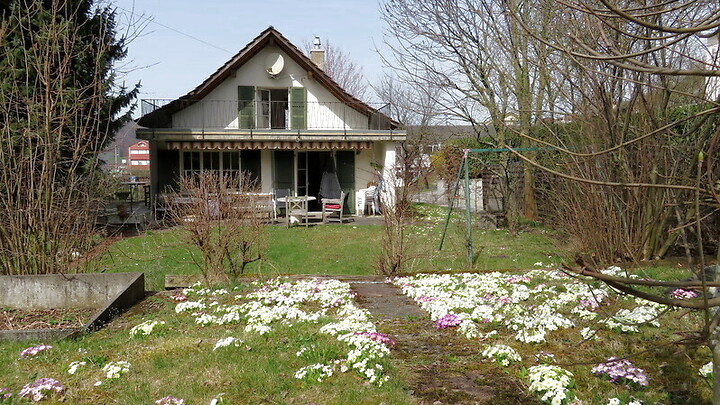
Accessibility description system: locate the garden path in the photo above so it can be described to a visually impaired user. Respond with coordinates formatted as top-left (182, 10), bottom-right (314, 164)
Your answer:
top-left (349, 279), bottom-right (539, 405)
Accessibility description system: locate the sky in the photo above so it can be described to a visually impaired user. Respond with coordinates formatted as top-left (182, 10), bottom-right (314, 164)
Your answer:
top-left (112, 0), bottom-right (390, 118)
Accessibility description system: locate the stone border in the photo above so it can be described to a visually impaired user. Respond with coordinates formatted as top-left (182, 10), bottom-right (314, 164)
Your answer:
top-left (0, 272), bottom-right (145, 342)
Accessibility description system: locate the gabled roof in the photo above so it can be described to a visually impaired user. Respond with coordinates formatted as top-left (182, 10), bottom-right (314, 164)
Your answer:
top-left (138, 26), bottom-right (398, 129)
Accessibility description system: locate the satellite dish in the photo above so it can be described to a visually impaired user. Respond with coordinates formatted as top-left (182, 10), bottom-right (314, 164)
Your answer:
top-left (265, 53), bottom-right (284, 76)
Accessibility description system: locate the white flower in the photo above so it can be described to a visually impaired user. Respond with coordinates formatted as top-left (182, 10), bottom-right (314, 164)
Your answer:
top-left (200, 277), bottom-right (397, 386)
top-left (580, 327), bottom-right (597, 340)
top-left (102, 361), bottom-right (131, 379)
top-left (67, 361), bottom-right (86, 375)
top-left (175, 301), bottom-right (206, 313)
top-left (130, 320), bottom-right (166, 336)
top-left (481, 344), bottom-right (521, 366)
top-left (700, 361), bottom-right (713, 378)
top-left (527, 365), bottom-right (574, 405)
top-left (294, 363), bottom-right (334, 382)
top-left (213, 337), bottom-right (243, 351)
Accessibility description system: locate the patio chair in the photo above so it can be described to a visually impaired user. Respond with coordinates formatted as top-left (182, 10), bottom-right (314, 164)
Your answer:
top-left (273, 188), bottom-right (290, 219)
top-left (286, 196), bottom-right (309, 228)
top-left (355, 186), bottom-right (378, 216)
top-left (321, 191), bottom-right (345, 224)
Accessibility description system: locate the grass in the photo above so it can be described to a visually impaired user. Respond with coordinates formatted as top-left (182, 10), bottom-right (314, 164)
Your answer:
top-left (95, 203), bottom-right (569, 290)
top-left (4, 203), bottom-right (708, 404)
top-left (0, 284), bottom-right (413, 404)
top-left (391, 269), bottom-right (713, 404)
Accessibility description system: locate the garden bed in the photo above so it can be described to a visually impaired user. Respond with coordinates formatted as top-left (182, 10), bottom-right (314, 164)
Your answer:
top-left (0, 308), bottom-right (97, 330)
top-left (0, 272), bottom-right (145, 341)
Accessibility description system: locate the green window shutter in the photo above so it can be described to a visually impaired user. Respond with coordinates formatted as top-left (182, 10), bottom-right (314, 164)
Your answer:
top-left (290, 87), bottom-right (307, 130)
top-left (238, 86), bottom-right (255, 129)
top-left (335, 151), bottom-right (355, 214)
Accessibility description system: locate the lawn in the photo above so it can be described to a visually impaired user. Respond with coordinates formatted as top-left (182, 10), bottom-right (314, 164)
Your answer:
top-left (1, 204), bottom-right (709, 404)
top-left (0, 279), bottom-right (412, 404)
top-left (95, 203), bottom-right (568, 291)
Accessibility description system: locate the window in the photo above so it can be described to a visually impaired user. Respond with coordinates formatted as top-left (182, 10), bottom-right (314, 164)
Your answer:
top-left (181, 151), bottom-right (260, 186)
top-left (129, 149), bottom-right (147, 155)
top-left (257, 89), bottom-right (288, 129)
top-left (238, 86), bottom-right (301, 130)
top-left (131, 160), bottom-right (150, 166)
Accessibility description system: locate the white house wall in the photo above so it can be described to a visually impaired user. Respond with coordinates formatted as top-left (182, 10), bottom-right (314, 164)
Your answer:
top-left (355, 148), bottom-right (376, 189)
top-left (171, 46), bottom-right (368, 130)
top-left (708, 35), bottom-right (720, 101)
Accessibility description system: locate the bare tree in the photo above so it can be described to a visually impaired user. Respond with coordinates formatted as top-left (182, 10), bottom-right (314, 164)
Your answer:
top-left (168, 172), bottom-right (268, 284)
top-left (375, 145), bottom-right (427, 276)
top-left (305, 38), bottom-right (368, 101)
top-left (374, 73), bottom-right (440, 127)
top-left (500, 0), bottom-right (720, 401)
top-left (380, 0), bottom-right (567, 222)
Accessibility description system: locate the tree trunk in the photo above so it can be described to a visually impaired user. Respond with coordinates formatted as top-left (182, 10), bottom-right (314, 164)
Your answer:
top-left (523, 163), bottom-right (537, 221)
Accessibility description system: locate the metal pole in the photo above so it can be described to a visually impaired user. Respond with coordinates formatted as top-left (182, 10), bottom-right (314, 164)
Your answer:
top-left (464, 151), bottom-right (473, 263)
top-left (438, 150), bottom-right (467, 250)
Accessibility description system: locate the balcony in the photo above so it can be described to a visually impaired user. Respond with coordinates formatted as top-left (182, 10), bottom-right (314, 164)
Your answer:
top-left (139, 99), bottom-right (397, 132)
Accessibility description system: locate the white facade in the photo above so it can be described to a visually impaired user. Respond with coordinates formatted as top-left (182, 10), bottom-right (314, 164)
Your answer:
top-left (707, 35), bottom-right (719, 101)
top-left (138, 28), bottom-right (405, 214)
top-left (171, 46), bottom-right (368, 130)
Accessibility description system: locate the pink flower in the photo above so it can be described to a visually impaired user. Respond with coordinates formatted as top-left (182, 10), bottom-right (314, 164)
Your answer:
top-left (670, 288), bottom-right (698, 300)
top-left (19, 345), bottom-right (52, 359)
top-left (354, 331), bottom-right (396, 348)
top-left (19, 378), bottom-right (64, 402)
top-left (155, 396), bottom-right (185, 405)
top-left (496, 297), bottom-right (512, 304)
top-left (579, 298), bottom-right (600, 310)
top-left (506, 275), bottom-right (531, 284)
top-left (171, 293), bottom-right (187, 302)
top-left (592, 357), bottom-right (649, 386)
top-left (435, 313), bottom-right (462, 329)
top-left (0, 387), bottom-right (12, 400)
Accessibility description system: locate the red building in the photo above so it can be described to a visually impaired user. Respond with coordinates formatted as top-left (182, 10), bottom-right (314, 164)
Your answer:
top-left (128, 140), bottom-right (150, 171)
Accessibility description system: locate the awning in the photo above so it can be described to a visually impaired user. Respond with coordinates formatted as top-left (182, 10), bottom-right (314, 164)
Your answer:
top-left (166, 141), bottom-right (373, 150)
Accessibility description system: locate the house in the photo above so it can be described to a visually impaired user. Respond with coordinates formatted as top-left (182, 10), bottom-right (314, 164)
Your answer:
top-left (99, 121), bottom-right (140, 175)
top-left (136, 27), bottom-right (405, 214)
top-left (128, 140), bottom-right (150, 171)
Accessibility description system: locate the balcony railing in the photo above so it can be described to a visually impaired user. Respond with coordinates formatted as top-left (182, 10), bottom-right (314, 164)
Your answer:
top-left (140, 99), bottom-right (396, 131)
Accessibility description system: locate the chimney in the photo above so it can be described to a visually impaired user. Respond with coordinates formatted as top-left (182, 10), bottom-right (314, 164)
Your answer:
top-left (310, 36), bottom-right (325, 70)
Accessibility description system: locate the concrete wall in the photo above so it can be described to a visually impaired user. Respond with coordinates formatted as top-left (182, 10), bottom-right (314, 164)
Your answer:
top-left (0, 273), bottom-right (144, 309)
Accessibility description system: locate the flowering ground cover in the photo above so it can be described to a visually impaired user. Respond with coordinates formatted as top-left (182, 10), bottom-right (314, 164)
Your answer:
top-left (0, 278), bottom-right (411, 404)
top-left (391, 267), bottom-right (712, 404)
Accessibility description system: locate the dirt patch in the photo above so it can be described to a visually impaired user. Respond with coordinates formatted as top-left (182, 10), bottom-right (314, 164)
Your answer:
top-left (0, 307), bottom-right (96, 330)
top-left (350, 280), bottom-right (540, 404)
